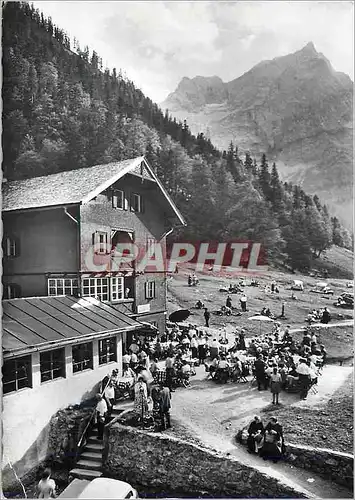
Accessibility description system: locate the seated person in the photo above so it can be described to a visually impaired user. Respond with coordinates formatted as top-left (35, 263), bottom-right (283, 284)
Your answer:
top-left (181, 360), bottom-right (191, 380)
top-left (216, 356), bottom-right (230, 377)
top-left (209, 356), bottom-right (220, 378)
top-left (286, 365), bottom-right (299, 388)
top-left (259, 417), bottom-right (284, 461)
top-left (196, 300), bottom-right (204, 309)
top-left (247, 415), bottom-right (264, 453)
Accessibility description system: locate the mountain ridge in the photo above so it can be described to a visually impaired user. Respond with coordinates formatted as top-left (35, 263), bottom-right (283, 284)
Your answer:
top-left (162, 42), bottom-right (353, 229)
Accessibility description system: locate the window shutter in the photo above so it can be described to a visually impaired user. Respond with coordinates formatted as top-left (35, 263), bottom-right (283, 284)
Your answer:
top-left (13, 284), bottom-right (21, 298)
top-left (130, 193), bottom-right (135, 212)
top-left (145, 282), bottom-right (148, 299)
top-left (140, 195), bottom-right (145, 213)
top-left (15, 237), bottom-right (20, 257)
top-left (153, 282), bottom-right (156, 298)
top-left (112, 192), bottom-right (117, 208)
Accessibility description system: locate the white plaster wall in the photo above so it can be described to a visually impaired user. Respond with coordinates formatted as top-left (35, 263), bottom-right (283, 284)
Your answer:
top-left (2, 334), bottom-right (123, 472)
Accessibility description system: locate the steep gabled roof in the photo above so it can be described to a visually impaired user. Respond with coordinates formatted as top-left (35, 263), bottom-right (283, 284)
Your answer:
top-left (2, 156), bottom-right (186, 225)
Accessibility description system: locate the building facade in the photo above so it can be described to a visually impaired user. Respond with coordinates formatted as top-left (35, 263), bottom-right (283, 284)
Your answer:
top-left (2, 156), bottom-right (186, 335)
top-left (1, 156), bottom-right (186, 484)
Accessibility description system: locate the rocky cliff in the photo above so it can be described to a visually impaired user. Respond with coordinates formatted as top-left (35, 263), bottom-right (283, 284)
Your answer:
top-left (162, 43), bottom-right (353, 228)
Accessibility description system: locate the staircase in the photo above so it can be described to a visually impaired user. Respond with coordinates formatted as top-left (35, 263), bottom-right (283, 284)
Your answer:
top-left (69, 404), bottom-right (125, 481)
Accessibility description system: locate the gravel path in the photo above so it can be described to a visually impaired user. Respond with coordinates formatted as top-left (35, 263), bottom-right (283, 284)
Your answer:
top-left (168, 364), bottom-right (353, 499)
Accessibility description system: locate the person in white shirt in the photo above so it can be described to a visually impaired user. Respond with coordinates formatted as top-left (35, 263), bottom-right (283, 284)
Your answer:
top-left (96, 394), bottom-right (108, 440)
top-left (104, 382), bottom-right (115, 407)
top-left (296, 359), bottom-right (311, 400)
top-left (37, 469), bottom-right (56, 498)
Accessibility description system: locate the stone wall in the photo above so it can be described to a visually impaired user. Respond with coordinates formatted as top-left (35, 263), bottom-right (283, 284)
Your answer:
top-left (48, 405), bottom-right (94, 465)
top-left (103, 422), bottom-right (308, 498)
top-left (285, 443), bottom-right (353, 490)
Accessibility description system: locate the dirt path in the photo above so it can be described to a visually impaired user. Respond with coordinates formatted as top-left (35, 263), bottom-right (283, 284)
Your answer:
top-left (168, 365), bottom-right (353, 499)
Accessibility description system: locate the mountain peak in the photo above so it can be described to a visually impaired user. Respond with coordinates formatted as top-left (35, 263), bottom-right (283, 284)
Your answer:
top-left (302, 41), bottom-right (317, 54)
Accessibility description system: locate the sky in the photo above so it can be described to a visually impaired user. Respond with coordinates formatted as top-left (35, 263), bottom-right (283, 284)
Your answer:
top-left (33, 1), bottom-right (354, 103)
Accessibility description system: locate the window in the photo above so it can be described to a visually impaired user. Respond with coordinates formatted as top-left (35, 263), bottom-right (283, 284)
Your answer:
top-left (111, 277), bottom-right (124, 302)
top-left (4, 237), bottom-right (18, 257)
top-left (145, 281), bottom-right (156, 299)
top-left (48, 278), bottom-right (79, 297)
top-left (3, 283), bottom-right (21, 299)
top-left (98, 337), bottom-right (117, 365)
top-left (130, 193), bottom-right (143, 213)
top-left (72, 342), bottom-right (93, 373)
top-left (92, 231), bottom-right (108, 254)
top-left (146, 237), bottom-right (156, 252)
top-left (40, 348), bottom-right (66, 383)
top-left (2, 356), bottom-right (32, 394)
top-left (112, 190), bottom-right (125, 210)
top-left (82, 278), bottom-right (109, 301)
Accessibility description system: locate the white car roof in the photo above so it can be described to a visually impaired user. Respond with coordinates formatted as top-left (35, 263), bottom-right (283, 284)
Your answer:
top-left (316, 282), bottom-right (327, 287)
top-left (78, 478), bottom-right (134, 499)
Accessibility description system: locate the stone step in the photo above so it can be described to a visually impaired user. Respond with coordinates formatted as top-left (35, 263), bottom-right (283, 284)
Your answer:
top-left (85, 442), bottom-right (104, 453)
top-left (76, 459), bottom-right (102, 471)
top-left (87, 437), bottom-right (104, 444)
top-left (69, 468), bottom-right (102, 480)
top-left (80, 451), bottom-right (102, 462)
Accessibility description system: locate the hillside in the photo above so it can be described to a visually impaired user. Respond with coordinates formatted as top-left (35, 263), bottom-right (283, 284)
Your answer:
top-left (162, 43), bottom-right (353, 229)
top-left (2, 2), bottom-right (352, 274)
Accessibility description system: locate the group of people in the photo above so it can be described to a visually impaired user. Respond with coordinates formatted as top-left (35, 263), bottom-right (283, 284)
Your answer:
top-left (188, 273), bottom-right (199, 286)
top-left (245, 415), bottom-right (285, 462)
top-left (249, 325), bottom-right (326, 402)
top-left (306, 307), bottom-right (332, 324)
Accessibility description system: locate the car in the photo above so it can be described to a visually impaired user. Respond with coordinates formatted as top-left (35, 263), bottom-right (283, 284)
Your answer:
top-left (59, 478), bottom-right (138, 499)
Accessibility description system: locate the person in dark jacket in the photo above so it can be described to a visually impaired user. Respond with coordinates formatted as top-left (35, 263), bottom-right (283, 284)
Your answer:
top-left (247, 415), bottom-right (264, 453)
top-left (204, 308), bottom-right (210, 328)
top-left (321, 307), bottom-right (331, 324)
top-left (259, 417), bottom-right (285, 462)
top-left (254, 356), bottom-right (267, 390)
top-left (226, 296), bottom-right (232, 309)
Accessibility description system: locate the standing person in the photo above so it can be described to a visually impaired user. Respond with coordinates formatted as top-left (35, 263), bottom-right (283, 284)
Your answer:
top-left (159, 385), bottom-right (172, 430)
top-left (209, 338), bottom-right (219, 359)
top-left (204, 308), bottom-right (210, 328)
top-left (226, 295), bottom-right (232, 309)
top-left (280, 301), bottom-right (286, 318)
top-left (198, 333), bottom-right (206, 365)
top-left (240, 295), bottom-right (247, 312)
top-left (270, 367), bottom-right (282, 405)
top-left (271, 281), bottom-right (275, 293)
top-left (296, 358), bottom-right (311, 400)
top-left (188, 275), bottom-right (192, 286)
top-left (133, 375), bottom-right (149, 422)
top-left (165, 355), bottom-right (175, 392)
top-left (190, 334), bottom-right (198, 359)
top-left (254, 356), bottom-right (267, 391)
top-left (321, 307), bottom-right (331, 324)
top-left (95, 394), bottom-right (108, 440)
top-left (37, 469), bottom-right (56, 498)
top-left (104, 381), bottom-right (115, 416)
